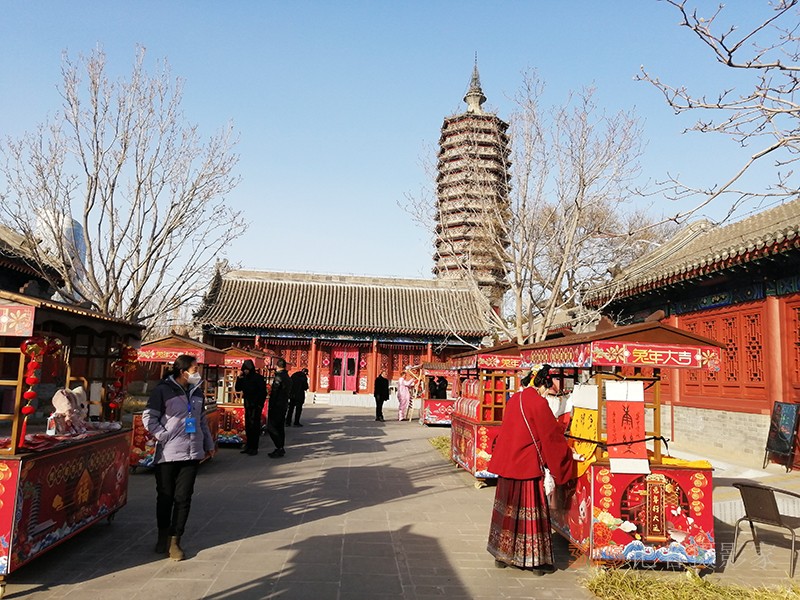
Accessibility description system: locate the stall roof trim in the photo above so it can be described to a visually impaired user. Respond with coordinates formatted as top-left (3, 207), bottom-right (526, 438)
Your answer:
top-left (139, 334), bottom-right (227, 365)
top-left (0, 289), bottom-right (144, 329)
top-left (519, 322), bottom-right (725, 371)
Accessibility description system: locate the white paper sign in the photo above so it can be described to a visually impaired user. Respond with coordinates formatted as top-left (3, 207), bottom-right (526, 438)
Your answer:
top-left (570, 384), bottom-right (598, 410)
top-left (604, 380), bottom-right (645, 402)
top-left (609, 457), bottom-right (651, 475)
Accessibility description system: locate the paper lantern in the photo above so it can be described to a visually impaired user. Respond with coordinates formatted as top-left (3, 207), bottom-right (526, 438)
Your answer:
top-left (21, 405), bottom-right (35, 415)
top-left (23, 390), bottom-right (37, 400)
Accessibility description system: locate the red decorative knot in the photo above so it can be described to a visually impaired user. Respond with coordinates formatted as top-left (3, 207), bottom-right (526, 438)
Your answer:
top-left (20, 405), bottom-right (35, 415)
top-left (27, 361), bottom-right (40, 371)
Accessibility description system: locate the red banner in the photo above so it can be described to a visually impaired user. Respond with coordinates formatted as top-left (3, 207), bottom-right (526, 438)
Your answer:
top-left (591, 342), bottom-right (720, 371)
top-left (476, 354), bottom-right (525, 370)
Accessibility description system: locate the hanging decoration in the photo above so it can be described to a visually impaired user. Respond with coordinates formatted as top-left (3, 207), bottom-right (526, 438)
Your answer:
top-left (106, 345), bottom-right (139, 421)
top-left (19, 336), bottom-right (64, 445)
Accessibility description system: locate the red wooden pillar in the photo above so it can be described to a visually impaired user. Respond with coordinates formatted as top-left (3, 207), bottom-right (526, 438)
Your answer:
top-left (765, 295), bottom-right (784, 410)
top-left (309, 338), bottom-right (318, 393)
top-left (426, 342), bottom-right (433, 362)
top-left (368, 339), bottom-right (378, 394)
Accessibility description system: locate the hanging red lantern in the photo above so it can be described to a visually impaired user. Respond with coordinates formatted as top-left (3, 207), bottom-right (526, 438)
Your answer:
top-left (23, 390), bottom-right (37, 400)
top-left (27, 361), bottom-right (40, 371)
top-left (24, 375), bottom-right (39, 386)
top-left (20, 405), bottom-right (35, 416)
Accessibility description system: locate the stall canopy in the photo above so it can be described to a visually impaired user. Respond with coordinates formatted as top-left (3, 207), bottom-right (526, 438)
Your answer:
top-left (222, 346), bottom-right (275, 370)
top-left (449, 342), bottom-right (526, 370)
top-left (138, 334), bottom-right (226, 366)
top-left (518, 321), bottom-right (725, 371)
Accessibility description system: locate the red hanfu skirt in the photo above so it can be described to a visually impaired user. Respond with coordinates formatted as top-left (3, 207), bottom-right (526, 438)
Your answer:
top-left (487, 476), bottom-right (553, 568)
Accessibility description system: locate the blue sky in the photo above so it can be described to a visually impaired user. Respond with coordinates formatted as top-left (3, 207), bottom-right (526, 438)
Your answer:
top-left (0, 1), bottom-right (776, 279)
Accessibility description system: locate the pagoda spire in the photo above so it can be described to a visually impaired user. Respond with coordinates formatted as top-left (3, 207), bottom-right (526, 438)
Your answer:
top-left (464, 54), bottom-right (486, 114)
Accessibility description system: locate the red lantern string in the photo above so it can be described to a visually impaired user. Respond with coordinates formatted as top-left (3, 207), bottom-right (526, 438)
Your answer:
top-left (18, 336), bottom-right (65, 447)
top-left (106, 345), bottom-right (139, 422)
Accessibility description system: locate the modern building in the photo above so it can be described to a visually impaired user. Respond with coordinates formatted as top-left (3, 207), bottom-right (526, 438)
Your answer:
top-left (195, 270), bottom-right (488, 395)
top-left (433, 62), bottom-right (510, 310)
top-left (585, 199), bottom-right (800, 458)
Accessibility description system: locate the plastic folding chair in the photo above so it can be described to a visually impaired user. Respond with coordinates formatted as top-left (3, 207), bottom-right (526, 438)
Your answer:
top-left (732, 482), bottom-right (800, 576)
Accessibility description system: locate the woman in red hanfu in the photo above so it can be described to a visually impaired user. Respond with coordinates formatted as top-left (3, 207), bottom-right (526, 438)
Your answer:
top-left (487, 376), bottom-right (575, 574)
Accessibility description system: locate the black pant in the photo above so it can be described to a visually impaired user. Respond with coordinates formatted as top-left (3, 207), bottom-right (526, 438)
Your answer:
top-left (244, 403), bottom-right (264, 451)
top-left (285, 401), bottom-right (303, 425)
top-left (155, 460), bottom-right (199, 536)
top-left (375, 397), bottom-right (386, 420)
top-left (267, 402), bottom-right (287, 450)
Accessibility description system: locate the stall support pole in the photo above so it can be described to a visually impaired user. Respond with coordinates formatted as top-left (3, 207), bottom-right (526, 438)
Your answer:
top-left (368, 340), bottom-right (378, 395)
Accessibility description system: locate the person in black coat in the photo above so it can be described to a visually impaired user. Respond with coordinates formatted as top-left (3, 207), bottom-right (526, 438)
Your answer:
top-left (267, 358), bottom-right (291, 458)
top-left (435, 376), bottom-right (449, 399)
top-left (286, 368), bottom-right (309, 426)
top-left (235, 359), bottom-right (267, 455)
top-left (374, 369), bottom-right (390, 422)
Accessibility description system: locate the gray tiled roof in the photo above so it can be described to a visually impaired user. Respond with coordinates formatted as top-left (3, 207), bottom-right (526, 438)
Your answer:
top-left (195, 270), bottom-right (490, 337)
top-left (586, 199), bottom-right (800, 303)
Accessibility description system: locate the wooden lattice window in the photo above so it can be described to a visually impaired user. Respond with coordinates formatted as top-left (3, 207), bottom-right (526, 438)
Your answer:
top-left (299, 350), bottom-right (309, 368)
top-left (721, 316), bottom-right (739, 383)
top-left (743, 312), bottom-right (764, 382)
top-left (792, 304), bottom-right (800, 385)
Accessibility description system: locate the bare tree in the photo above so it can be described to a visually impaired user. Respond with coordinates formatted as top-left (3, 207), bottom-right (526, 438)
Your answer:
top-left (409, 71), bottom-right (671, 344)
top-left (0, 47), bottom-right (245, 332)
top-left (639, 0), bottom-right (800, 221)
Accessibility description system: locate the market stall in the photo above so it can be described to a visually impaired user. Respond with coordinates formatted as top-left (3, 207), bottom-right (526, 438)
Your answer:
top-left (418, 362), bottom-right (458, 426)
top-left (519, 321), bottom-right (725, 568)
top-left (449, 344), bottom-right (526, 485)
top-left (215, 346), bottom-right (275, 446)
top-left (0, 289), bottom-right (142, 590)
top-left (129, 334), bottom-right (222, 469)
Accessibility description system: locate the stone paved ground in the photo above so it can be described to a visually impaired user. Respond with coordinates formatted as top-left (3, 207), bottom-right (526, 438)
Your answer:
top-left (3, 405), bottom-right (799, 599)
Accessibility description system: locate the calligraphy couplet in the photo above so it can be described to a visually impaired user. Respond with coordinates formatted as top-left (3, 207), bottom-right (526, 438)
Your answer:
top-left (604, 381), bottom-right (650, 474)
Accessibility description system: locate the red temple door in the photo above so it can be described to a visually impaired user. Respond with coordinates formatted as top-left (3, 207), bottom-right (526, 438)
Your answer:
top-left (331, 348), bottom-right (359, 391)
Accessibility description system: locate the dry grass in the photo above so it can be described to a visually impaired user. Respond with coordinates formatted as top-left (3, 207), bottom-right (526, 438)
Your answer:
top-left (429, 435), bottom-right (451, 461)
top-left (584, 567), bottom-right (800, 599)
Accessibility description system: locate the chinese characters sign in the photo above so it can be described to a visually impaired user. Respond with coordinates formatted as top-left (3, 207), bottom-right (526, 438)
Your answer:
top-left (521, 341), bottom-right (721, 372)
top-left (592, 342), bottom-right (721, 371)
top-left (476, 354), bottom-right (524, 370)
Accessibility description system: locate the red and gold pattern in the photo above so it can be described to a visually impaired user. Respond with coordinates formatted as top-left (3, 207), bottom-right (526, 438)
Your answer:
top-left (0, 305), bottom-right (35, 336)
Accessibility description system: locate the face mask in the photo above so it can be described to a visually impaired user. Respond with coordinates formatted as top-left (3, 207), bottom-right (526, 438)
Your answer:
top-left (187, 372), bottom-right (202, 386)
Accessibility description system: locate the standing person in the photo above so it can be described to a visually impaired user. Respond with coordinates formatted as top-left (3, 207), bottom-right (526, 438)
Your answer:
top-left (486, 378), bottom-right (575, 574)
top-left (286, 368), bottom-right (309, 427)
top-left (266, 357), bottom-right (291, 458)
top-left (435, 376), bottom-right (449, 399)
top-left (235, 359), bottom-right (267, 455)
top-left (397, 367), bottom-right (417, 421)
top-left (373, 369), bottom-right (389, 422)
top-left (142, 354), bottom-right (214, 561)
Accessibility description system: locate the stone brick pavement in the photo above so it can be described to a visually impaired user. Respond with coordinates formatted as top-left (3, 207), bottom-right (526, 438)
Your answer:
top-left (3, 405), bottom-right (799, 599)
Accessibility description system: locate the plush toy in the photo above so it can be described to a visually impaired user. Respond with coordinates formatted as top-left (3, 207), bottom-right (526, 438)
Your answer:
top-left (49, 388), bottom-right (87, 435)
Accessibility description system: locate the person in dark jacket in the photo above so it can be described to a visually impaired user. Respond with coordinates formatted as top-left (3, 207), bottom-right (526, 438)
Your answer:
top-left (286, 368), bottom-right (309, 427)
top-left (267, 357), bottom-right (291, 458)
top-left (142, 354), bottom-right (215, 561)
top-left (235, 359), bottom-right (267, 455)
top-left (435, 376), bottom-right (449, 399)
top-left (373, 369), bottom-right (389, 422)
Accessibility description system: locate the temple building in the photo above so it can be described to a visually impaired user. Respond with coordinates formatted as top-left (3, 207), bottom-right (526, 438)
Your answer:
top-left (433, 62), bottom-right (510, 310)
top-left (195, 270), bottom-right (488, 395)
top-left (584, 199), bottom-right (800, 458)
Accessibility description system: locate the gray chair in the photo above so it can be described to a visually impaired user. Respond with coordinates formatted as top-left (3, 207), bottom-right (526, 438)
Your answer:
top-left (732, 482), bottom-right (800, 576)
